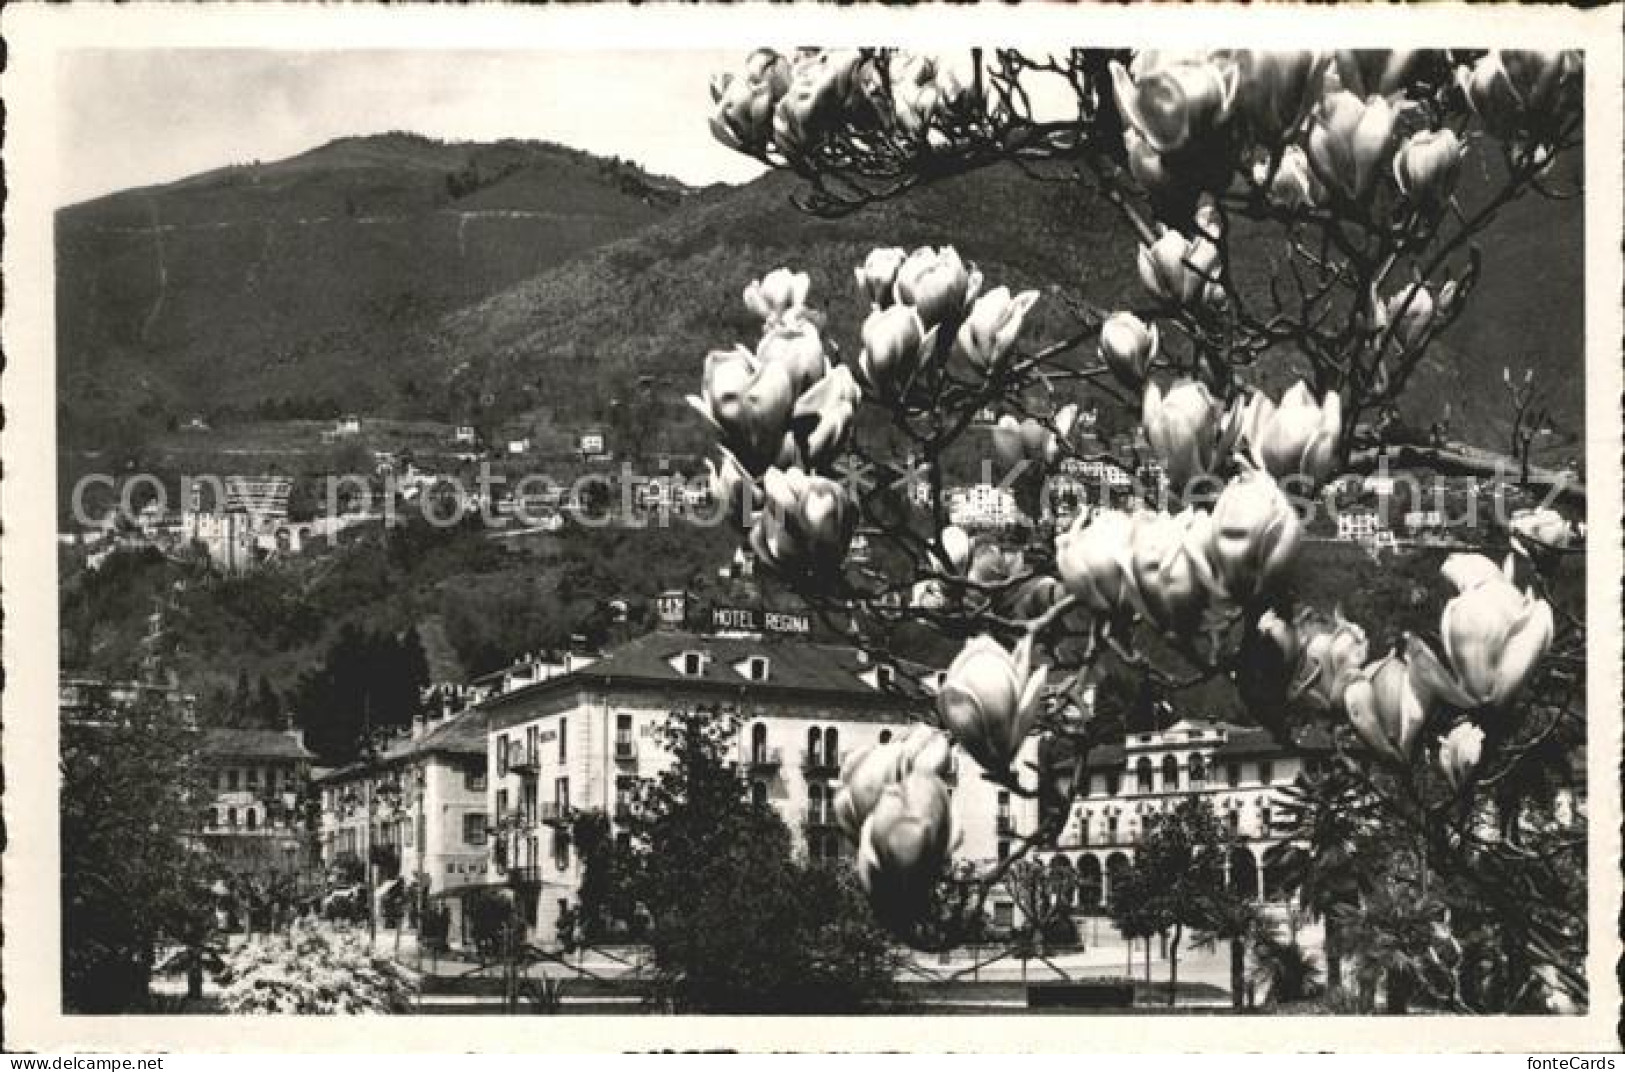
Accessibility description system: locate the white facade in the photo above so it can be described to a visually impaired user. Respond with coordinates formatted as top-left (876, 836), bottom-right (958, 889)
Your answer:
top-left (948, 483), bottom-right (1023, 530)
top-left (481, 630), bottom-right (1039, 941)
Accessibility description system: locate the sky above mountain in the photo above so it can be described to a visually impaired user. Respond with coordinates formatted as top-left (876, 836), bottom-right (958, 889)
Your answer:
top-left (56, 48), bottom-right (770, 206)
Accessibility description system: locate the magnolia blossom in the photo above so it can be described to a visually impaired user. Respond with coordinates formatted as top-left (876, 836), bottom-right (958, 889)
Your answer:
top-left (856, 772), bottom-right (956, 925)
top-left (748, 467), bottom-right (857, 580)
top-left (790, 364), bottom-right (861, 469)
top-left (835, 724), bottom-right (952, 843)
top-left (1291, 608), bottom-right (1370, 710)
top-left (1440, 553), bottom-right (1555, 709)
top-left (1192, 468), bottom-right (1302, 604)
top-left (854, 303), bottom-right (936, 401)
top-left (1436, 721), bottom-right (1486, 793)
top-left (1332, 50), bottom-right (1419, 98)
top-left (1126, 509), bottom-right (1211, 635)
top-left (709, 50), bottom-right (792, 154)
top-left (686, 346), bottom-right (796, 475)
top-left (1234, 51), bottom-right (1329, 145)
top-left (938, 525), bottom-right (973, 576)
top-left (1307, 91), bottom-right (1401, 203)
top-left (955, 286), bottom-right (1040, 371)
top-left (1242, 381), bottom-right (1343, 489)
top-left (966, 542), bottom-right (1024, 589)
top-left (895, 246), bottom-right (982, 330)
top-left (854, 247), bottom-right (908, 307)
top-left (1378, 282), bottom-right (1455, 351)
top-left (1142, 379), bottom-right (1243, 493)
top-left (1110, 54), bottom-right (1238, 155)
top-left (892, 52), bottom-right (975, 139)
top-left (773, 49), bottom-right (874, 156)
top-left (1343, 647), bottom-right (1429, 766)
top-left (1055, 508), bottom-right (1139, 615)
top-left (1234, 608), bottom-right (1302, 717)
top-left (1508, 507), bottom-right (1575, 560)
top-left (991, 406), bottom-right (1077, 473)
top-left (756, 315), bottom-right (829, 396)
top-left (1255, 145), bottom-right (1326, 212)
top-left (743, 268), bottom-right (811, 325)
top-left (1138, 229), bottom-right (1223, 310)
top-left (937, 634), bottom-right (1048, 775)
top-left (1100, 312), bottom-right (1159, 386)
top-left (1392, 129), bottom-right (1466, 206)
top-left (1458, 51), bottom-right (1580, 141)
top-left (704, 448), bottom-right (761, 530)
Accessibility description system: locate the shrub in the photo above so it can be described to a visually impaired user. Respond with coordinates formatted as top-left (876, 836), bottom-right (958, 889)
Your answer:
top-left (218, 924), bottom-right (418, 1014)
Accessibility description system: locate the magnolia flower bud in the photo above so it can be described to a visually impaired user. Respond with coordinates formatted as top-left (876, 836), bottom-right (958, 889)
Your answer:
top-left (756, 315), bottom-right (829, 396)
top-left (790, 364), bottom-right (861, 470)
top-left (1192, 469), bottom-right (1302, 604)
top-left (855, 303), bottom-right (937, 401)
top-left (1458, 51), bottom-right (1580, 142)
top-left (1380, 284), bottom-right (1452, 352)
top-left (937, 634), bottom-right (1048, 775)
top-left (1242, 381), bottom-right (1343, 489)
top-left (1055, 508), bottom-right (1139, 615)
top-left (686, 346), bottom-right (797, 475)
top-left (1248, 149), bottom-right (1318, 216)
top-left (1393, 129), bottom-right (1465, 206)
top-left (709, 50), bottom-right (792, 154)
top-left (835, 725), bottom-right (952, 842)
top-left (1126, 509), bottom-right (1211, 635)
top-left (1141, 379), bottom-right (1243, 494)
top-left (1100, 312), bottom-right (1159, 387)
top-left (1234, 51), bottom-right (1329, 145)
top-left (939, 525), bottom-right (972, 575)
top-left (1343, 649), bottom-right (1427, 766)
top-left (1508, 507), bottom-right (1575, 562)
top-left (743, 267), bottom-right (811, 325)
top-left (1292, 608), bottom-right (1370, 711)
top-left (991, 407), bottom-right (1076, 473)
top-left (856, 772), bottom-right (956, 927)
top-left (1234, 608), bottom-right (1301, 722)
top-left (1435, 721), bottom-right (1486, 793)
top-left (955, 286), bottom-right (1040, 371)
top-left (1440, 558), bottom-right (1555, 710)
top-left (1307, 91), bottom-right (1400, 203)
top-left (895, 246), bottom-right (983, 330)
top-left (748, 467), bottom-right (857, 581)
top-left (1138, 230), bottom-right (1222, 309)
top-left (1333, 50), bottom-right (1418, 98)
top-left (1110, 55), bottom-right (1239, 155)
top-left (854, 247), bottom-right (908, 307)
top-left (704, 447), bottom-right (761, 531)
top-left (1441, 551), bottom-right (1516, 594)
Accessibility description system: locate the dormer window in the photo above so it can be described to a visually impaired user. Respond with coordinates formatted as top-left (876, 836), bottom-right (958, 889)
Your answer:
top-left (745, 656), bottom-right (770, 682)
top-left (677, 650), bottom-right (710, 677)
top-left (875, 664), bottom-right (896, 689)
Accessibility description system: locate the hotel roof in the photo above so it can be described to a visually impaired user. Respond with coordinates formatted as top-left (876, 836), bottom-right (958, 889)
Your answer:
top-left (481, 629), bottom-right (930, 730)
top-left (199, 727), bottom-right (315, 762)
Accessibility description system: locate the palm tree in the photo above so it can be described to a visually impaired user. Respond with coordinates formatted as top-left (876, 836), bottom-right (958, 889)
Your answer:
top-left (1192, 893), bottom-right (1272, 1012)
top-left (1250, 932), bottom-right (1322, 1008)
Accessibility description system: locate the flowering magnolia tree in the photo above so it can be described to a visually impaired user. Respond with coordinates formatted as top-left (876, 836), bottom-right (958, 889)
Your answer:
top-left (218, 923), bottom-right (419, 1014)
top-left (694, 48), bottom-right (1587, 1011)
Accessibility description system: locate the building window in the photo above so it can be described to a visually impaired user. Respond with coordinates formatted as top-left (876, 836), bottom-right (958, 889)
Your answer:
top-left (993, 902), bottom-right (1014, 929)
top-left (527, 725), bottom-right (540, 766)
top-left (217, 771), bottom-right (227, 791)
top-left (875, 663), bottom-right (895, 689)
top-left (824, 727), bottom-right (840, 768)
top-left (1107, 816), bottom-right (1118, 843)
top-left (554, 777), bottom-right (569, 808)
top-left (997, 840), bottom-right (1010, 862)
top-left (1079, 817), bottom-right (1090, 846)
top-left (553, 828), bottom-right (571, 870)
top-left (227, 806), bottom-right (238, 828)
top-left (1259, 806), bottom-right (1273, 836)
top-left (496, 789), bottom-right (509, 818)
top-left (464, 814), bottom-right (488, 845)
top-left (228, 770), bottom-right (240, 791)
top-left (466, 769), bottom-right (486, 793)
top-left (496, 736), bottom-right (509, 777)
top-left (747, 656), bottom-right (770, 682)
top-left (682, 651), bottom-right (705, 676)
top-left (245, 808), bottom-right (257, 831)
top-left (1188, 754), bottom-right (1207, 788)
top-left (751, 780), bottom-right (768, 807)
top-left (617, 713), bottom-right (633, 748)
top-left (1259, 761), bottom-right (1275, 785)
top-left (878, 729), bottom-right (892, 745)
top-left (1226, 762), bottom-right (1241, 788)
top-left (209, 807), bottom-right (219, 829)
top-left (1135, 757), bottom-right (1154, 793)
top-left (1106, 772), bottom-right (1121, 796)
top-left (247, 767), bottom-right (260, 788)
top-left (558, 718), bottom-right (568, 763)
top-left (1161, 755), bottom-right (1180, 792)
top-left (807, 726), bottom-right (822, 763)
top-left (751, 723), bottom-right (769, 764)
top-left (1227, 810), bottom-right (1240, 838)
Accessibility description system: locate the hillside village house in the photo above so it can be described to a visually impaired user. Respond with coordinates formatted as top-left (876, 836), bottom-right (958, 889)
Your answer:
top-left (478, 594), bottom-right (1039, 941)
top-left (197, 727), bottom-right (318, 882)
top-left (1038, 719), bottom-right (1331, 923)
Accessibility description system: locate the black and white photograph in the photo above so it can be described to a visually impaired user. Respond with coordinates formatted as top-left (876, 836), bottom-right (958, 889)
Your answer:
top-left (4, 3), bottom-right (1621, 1054)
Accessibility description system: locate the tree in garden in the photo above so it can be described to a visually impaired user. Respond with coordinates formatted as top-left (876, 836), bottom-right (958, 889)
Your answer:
top-left (1104, 797), bottom-right (1229, 1005)
top-left (692, 47), bottom-right (1588, 1012)
top-left (60, 695), bottom-right (217, 1012)
top-left (622, 707), bottom-right (900, 1013)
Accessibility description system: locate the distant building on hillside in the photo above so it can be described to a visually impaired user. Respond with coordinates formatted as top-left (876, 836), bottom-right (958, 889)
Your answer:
top-left (197, 727), bottom-right (318, 883)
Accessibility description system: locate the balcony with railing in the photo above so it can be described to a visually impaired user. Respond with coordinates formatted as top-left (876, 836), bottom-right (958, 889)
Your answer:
top-left (996, 813), bottom-right (1016, 837)
top-left (508, 747), bottom-right (540, 776)
top-left (745, 746), bottom-right (783, 771)
top-left (805, 806), bottom-right (838, 831)
top-left (801, 749), bottom-right (844, 777)
top-left (538, 801), bottom-right (569, 826)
